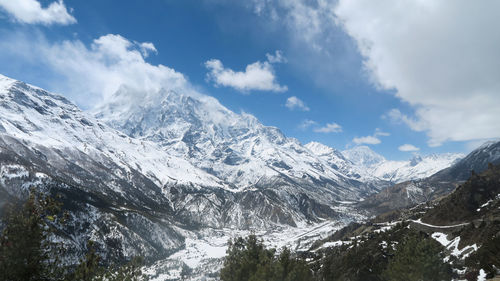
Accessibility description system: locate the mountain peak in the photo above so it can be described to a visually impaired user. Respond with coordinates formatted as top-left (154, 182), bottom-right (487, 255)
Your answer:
top-left (409, 155), bottom-right (423, 166)
top-left (305, 141), bottom-right (335, 156)
top-left (0, 74), bottom-right (16, 90)
top-left (342, 146), bottom-right (386, 167)
top-left (93, 86), bottom-right (358, 191)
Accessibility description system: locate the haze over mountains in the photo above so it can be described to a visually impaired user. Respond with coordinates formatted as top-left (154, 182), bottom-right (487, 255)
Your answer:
top-left (1, 73), bottom-right (496, 279)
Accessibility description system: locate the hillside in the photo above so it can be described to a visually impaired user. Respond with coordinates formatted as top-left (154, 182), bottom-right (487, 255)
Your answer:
top-left (309, 164), bottom-right (500, 280)
top-left (358, 141), bottom-right (500, 215)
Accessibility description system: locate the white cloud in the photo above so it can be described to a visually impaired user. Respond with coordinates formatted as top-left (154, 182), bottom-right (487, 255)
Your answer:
top-left (383, 109), bottom-right (427, 132)
top-left (138, 42), bottom-right (157, 57)
top-left (334, 0), bottom-right (500, 146)
top-left (298, 119), bottom-right (317, 130)
top-left (352, 128), bottom-right (389, 145)
top-left (398, 144), bottom-right (420, 152)
top-left (205, 55), bottom-right (287, 93)
top-left (0, 32), bottom-right (190, 108)
top-left (353, 136), bottom-right (380, 145)
top-left (374, 128), bottom-right (390, 137)
top-left (249, 0), bottom-right (337, 52)
top-left (266, 50), bottom-right (287, 63)
top-left (0, 0), bottom-right (76, 25)
top-left (285, 96), bottom-right (309, 111)
top-left (314, 123), bottom-right (342, 133)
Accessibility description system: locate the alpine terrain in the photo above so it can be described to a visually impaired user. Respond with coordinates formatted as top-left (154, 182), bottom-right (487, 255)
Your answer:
top-left (0, 74), bottom-right (469, 279)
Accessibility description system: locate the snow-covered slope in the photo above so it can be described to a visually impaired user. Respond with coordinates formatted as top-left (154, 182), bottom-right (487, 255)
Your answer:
top-left (342, 146), bottom-right (386, 167)
top-left (371, 154), bottom-right (464, 183)
top-left (0, 73), bottom-right (380, 277)
top-left (0, 75), bottom-right (227, 190)
top-left (341, 145), bottom-right (463, 183)
top-left (0, 74), bottom-right (375, 263)
top-left (0, 73), bottom-right (476, 278)
top-left (360, 142), bottom-right (500, 215)
top-left (94, 86), bottom-right (378, 200)
top-left (304, 142), bottom-right (368, 181)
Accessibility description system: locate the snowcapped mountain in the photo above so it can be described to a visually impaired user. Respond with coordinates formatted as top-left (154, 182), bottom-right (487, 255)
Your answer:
top-left (370, 153), bottom-right (464, 183)
top-left (358, 142), bottom-right (500, 215)
top-left (341, 145), bottom-right (464, 183)
top-left (304, 142), bottom-right (368, 181)
top-left (432, 140), bottom-right (500, 182)
top-left (94, 86), bottom-right (380, 201)
top-left (0, 73), bottom-right (472, 278)
top-left (0, 75), bottom-right (225, 190)
top-left (0, 74), bottom-right (372, 267)
top-left (342, 145), bottom-right (386, 167)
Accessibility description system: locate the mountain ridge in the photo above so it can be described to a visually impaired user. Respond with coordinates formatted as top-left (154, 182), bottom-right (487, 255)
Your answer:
top-left (0, 73), bottom-right (474, 279)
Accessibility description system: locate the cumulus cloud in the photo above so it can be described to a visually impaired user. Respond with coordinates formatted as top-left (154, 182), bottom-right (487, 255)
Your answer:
top-left (398, 144), bottom-right (420, 152)
top-left (353, 136), bottom-right (380, 145)
top-left (0, 0), bottom-right (76, 25)
top-left (285, 96), bottom-right (309, 111)
top-left (334, 0), bottom-right (500, 146)
top-left (205, 52), bottom-right (287, 93)
top-left (314, 123), bottom-right (342, 133)
top-left (0, 32), bottom-right (190, 108)
top-left (247, 1), bottom-right (500, 146)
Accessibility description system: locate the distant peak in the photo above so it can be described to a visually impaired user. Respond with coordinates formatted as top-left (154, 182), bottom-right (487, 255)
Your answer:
top-left (342, 145), bottom-right (386, 167)
top-left (409, 155), bottom-right (423, 166)
top-left (305, 141), bottom-right (335, 156)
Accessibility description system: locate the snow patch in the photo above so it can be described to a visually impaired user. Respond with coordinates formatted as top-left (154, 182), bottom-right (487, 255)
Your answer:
top-left (431, 232), bottom-right (479, 260)
top-left (477, 269), bottom-right (486, 281)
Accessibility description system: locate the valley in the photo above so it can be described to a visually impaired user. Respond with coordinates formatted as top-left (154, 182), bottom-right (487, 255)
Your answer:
top-left (0, 74), bottom-right (499, 280)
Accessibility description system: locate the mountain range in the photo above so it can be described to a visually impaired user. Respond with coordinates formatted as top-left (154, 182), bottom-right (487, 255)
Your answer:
top-left (0, 73), bottom-right (491, 279)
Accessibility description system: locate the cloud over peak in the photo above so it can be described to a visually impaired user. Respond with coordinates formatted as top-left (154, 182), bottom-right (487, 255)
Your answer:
top-left (353, 136), bottom-right (380, 145)
top-left (0, 0), bottom-right (76, 25)
top-left (0, 33), bottom-right (189, 108)
top-left (398, 144), bottom-right (419, 152)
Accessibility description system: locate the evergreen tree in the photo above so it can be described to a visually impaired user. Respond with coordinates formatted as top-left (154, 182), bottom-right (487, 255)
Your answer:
top-left (0, 190), bottom-right (147, 281)
top-left (65, 241), bottom-right (103, 281)
top-left (382, 234), bottom-right (452, 281)
top-left (0, 190), bottom-right (65, 281)
top-left (220, 235), bottom-right (311, 281)
top-left (465, 234), bottom-right (500, 276)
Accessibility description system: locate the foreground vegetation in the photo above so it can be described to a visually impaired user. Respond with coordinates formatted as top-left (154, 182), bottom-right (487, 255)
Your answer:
top-left (0, 190), bottom-right (145, 281)
top-left (219, 229), bottom-right (452, 281)
top-left (220, 235), bottom-right (311, 281)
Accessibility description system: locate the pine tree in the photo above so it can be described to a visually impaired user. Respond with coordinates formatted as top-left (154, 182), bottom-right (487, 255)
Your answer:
top-left (0, 190), bottom-right (147, 281)
top-left (0, 190), bottom-right (65, 281)
top-left (220, 235), bottom-right (311, 281)
top-left (382, 234), bottom-right (452, 281)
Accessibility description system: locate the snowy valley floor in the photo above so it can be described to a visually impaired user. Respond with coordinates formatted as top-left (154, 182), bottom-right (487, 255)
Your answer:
top-left (143, 213), bottom-right (362, 280)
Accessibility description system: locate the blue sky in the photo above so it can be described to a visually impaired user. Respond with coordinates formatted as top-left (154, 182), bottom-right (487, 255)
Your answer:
top-left (1, 0), bottom-right (499, 160)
